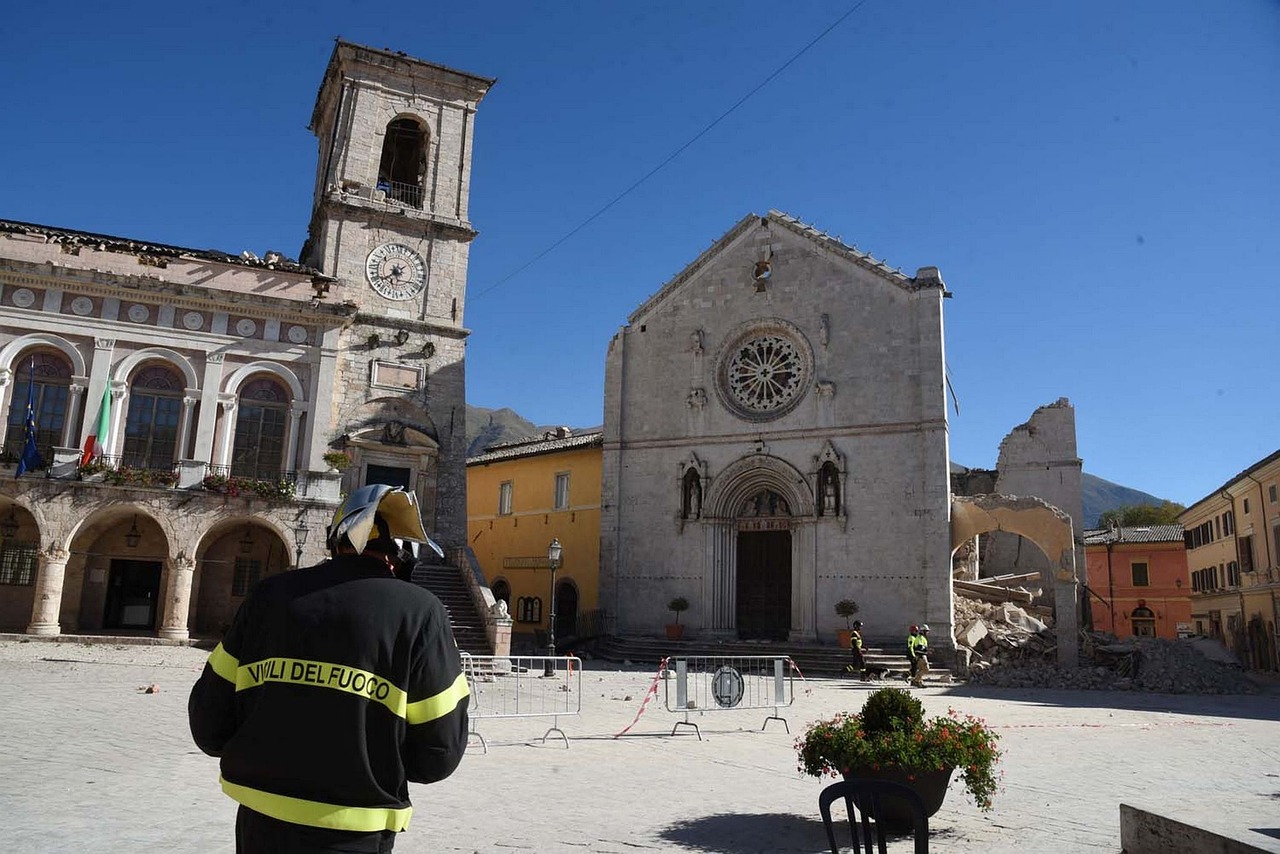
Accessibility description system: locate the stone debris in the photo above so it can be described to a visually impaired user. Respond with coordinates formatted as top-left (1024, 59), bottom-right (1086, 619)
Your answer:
top-left (954, 592), bottom-right (1256, 694)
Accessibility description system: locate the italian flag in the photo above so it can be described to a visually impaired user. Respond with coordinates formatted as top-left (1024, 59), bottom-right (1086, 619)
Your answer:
top-left (80, 385), bottom-right (112, 465)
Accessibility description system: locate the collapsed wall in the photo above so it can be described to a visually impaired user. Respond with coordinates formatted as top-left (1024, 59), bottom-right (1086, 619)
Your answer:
top-left (954, 592), bottom-right (1256, 694)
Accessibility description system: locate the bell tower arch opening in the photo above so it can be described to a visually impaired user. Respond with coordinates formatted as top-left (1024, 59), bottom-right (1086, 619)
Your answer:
top-left (377, 116), bottom-right (429, 209)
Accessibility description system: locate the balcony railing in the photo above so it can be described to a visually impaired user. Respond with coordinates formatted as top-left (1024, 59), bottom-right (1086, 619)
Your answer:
top-left (7, 449), bottom-right (343, 503)
top-left (203, 464), bottom-right (299, 500)
top-left (375, 179), bottom-right (424, 210)
top-left (78, 455), bottom-right (179, 488)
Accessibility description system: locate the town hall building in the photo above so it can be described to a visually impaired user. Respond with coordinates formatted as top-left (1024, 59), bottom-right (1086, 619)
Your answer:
top-left (0, 42), bottom-right (493, 639)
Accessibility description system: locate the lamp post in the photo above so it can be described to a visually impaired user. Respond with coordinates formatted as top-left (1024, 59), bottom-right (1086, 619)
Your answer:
top-left (294, 520), bottom-right (309, 567)
top-left (544, 537), bottom-right (562, 675)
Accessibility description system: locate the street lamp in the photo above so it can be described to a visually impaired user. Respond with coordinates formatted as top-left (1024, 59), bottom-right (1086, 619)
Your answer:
top-left (544, 537), bottom-right (562, 675)
top-left (294, 519), bottom-right (310, 567)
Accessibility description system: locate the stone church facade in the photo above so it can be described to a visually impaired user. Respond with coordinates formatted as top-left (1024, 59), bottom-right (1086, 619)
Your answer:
top-left (0, 42), bottom-right (491, 638)
top-left (600, 211), bottom-right (954, 645)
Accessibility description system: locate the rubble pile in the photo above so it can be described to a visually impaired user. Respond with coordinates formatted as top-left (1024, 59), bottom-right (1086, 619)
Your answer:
top-left (955, 593), bottom-right (1256, 694)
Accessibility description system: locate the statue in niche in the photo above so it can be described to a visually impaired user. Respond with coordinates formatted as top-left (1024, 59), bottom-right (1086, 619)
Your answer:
top-left (681, 468), bottom-right (702, 520)
top-left (690, 328), bottom-right (704, 355)
top-left (819, 462), bottom-right (840, 516)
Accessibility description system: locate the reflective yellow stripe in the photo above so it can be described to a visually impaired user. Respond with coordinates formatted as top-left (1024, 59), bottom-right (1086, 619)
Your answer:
top-left (405, 671), bottom-right (469, 725)
top-left (208, 643), bottom-right (239, 684)
top-left (234, 657), bottom-right (409, 719)
top-left (220, 776), bottom-right (411, 832)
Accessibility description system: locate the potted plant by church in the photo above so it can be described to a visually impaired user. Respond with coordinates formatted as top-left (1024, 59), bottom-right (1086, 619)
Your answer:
top-left (835, 598), bottom-right (860, 649)
top-left (666, 596), bottom-right (690, 640)
top-left (797, 687), bottom-right (1001, 831)
top-left (322, 450), bottom-right (351, 473)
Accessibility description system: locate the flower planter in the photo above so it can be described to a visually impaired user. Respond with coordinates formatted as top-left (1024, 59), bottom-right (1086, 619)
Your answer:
top-left (836, 629), bottom-right (853, 649)
top-left (841, 765), bottom-right (953, 832)
top-left (665, 623), bottom-right (685, 640)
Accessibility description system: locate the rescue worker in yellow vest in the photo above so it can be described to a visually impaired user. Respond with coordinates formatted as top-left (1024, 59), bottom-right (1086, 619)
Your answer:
top-left (189, 485), bottom-right (469, 853)
top-left (909, 624), bottom-right (931, 687)
top-left (845, 620), bottom-right (866, 679)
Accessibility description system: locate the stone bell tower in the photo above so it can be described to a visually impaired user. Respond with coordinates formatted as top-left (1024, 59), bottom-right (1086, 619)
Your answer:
top-left (301, 40), bottom-right (494, 548)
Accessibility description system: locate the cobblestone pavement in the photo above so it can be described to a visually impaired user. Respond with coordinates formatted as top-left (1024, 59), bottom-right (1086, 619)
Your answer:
top-left (3, 638), bottom-right (1279, 853)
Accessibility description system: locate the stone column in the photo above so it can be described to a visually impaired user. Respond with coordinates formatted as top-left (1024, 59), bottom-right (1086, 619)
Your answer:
top-left (106, 385), bottom-right (126, 457)
top-left (79, 339), bottom-right (114, 451)
top-left (157, 553), bottom-right (196, 641)
top-left (63, 379), bottom-right (87, 448)
top-left (285, 408), bottom-right (302, 473)
top-left (177, 393), bottom-right (198, 461)
top-left (217, 400), bottom-right (238, 467)
top-left (0, 368), bottom-right (11, 449)
top-left (27, 544), bottom-right (70, 636)
top-left (192, 353), bottom-right (225, 464)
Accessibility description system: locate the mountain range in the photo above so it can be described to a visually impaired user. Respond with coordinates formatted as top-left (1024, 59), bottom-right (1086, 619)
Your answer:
top-left (465, 405), bottom-right (1167, 527)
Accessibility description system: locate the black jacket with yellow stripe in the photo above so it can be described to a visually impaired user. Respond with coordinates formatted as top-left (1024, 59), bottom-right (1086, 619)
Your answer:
top-left (188, 555), bottom-right (469, 834)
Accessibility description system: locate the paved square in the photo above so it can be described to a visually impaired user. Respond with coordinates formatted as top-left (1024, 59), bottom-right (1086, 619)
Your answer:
top-left (2, 639), bottom-right (1278, 853)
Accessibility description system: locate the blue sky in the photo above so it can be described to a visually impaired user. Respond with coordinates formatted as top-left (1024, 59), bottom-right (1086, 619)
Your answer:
top-left (3, 1), bottom-right (1277, 506)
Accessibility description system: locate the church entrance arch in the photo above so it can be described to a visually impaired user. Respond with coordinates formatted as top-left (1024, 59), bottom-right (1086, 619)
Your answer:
top-left (703, 457), bottom-right (813, 641)
top-left (736, 489), bottom-right (792, 640)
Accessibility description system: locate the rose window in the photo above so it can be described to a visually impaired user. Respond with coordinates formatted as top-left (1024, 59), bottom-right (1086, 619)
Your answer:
top-left (725, 335), bottom-right (805, 415)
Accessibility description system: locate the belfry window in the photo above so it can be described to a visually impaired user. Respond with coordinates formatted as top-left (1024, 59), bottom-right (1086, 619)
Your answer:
top-left (377, 117), bottom-right (428, 209)
top-left (122, 364), bottom-right (183, 470)
top-left (231, 378), bottom-right (289, 478)
top-left (4, 350), bottom-right (71, 468)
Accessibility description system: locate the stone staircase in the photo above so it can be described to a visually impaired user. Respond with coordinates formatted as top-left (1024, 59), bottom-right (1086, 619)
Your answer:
top-left (594, 635), bottom-right (950, 682)
top-left (409, 562), bottom-right (492, 655)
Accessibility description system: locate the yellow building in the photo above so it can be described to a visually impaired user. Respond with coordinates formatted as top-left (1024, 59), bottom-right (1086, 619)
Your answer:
top-left (1180, 448), bottom-right (1280, 671)
top-left (466, 428), bottom-right (602, 651)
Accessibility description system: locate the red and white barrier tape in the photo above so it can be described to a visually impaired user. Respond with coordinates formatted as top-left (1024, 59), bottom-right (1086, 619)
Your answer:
top-left (613, 656), bottom-right (668, 738)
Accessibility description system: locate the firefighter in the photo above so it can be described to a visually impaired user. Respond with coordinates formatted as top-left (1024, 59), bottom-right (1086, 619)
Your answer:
top-left (845, 619), bottom-right (866, 679)
top-left (910, 624), bottom-right (931, 687)
top-left (189, 484), bottom-right (469, 853)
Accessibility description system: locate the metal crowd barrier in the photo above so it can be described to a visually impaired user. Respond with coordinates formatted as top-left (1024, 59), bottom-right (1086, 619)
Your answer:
top-left (460, 654), bottom-right (582, 753)
top-left (662, 655), bottom-right (794, 740)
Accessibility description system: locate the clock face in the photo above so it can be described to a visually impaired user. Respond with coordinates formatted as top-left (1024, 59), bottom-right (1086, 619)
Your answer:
top-left (365, 243), bottom-right (426, 301)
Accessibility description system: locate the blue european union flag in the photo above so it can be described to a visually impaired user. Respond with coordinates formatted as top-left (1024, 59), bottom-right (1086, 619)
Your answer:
top-left (15, 358), bottom-right (44, 477)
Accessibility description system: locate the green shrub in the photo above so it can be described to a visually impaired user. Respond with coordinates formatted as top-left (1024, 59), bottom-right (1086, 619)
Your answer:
top-left (859, 687), bottom-right (924, 734)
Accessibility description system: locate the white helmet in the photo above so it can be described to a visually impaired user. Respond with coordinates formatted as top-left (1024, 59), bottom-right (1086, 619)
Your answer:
top-left (328, 484), bottom-right (432, 556)
top-left (920, 623), bottom-right (931, 633)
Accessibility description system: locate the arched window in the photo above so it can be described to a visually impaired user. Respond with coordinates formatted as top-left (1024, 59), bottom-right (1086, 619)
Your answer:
top-left (122, 364), bottom-right (182, 470)
top-left (491, 578), bottom-right (511, 607)
top-left (1131, 605), bottom-right (1156, 638)
top-left (377, 117), bottom-right (428, 209)
top-left (4, 351), bottom-right (72, 468)
top-left (231, 377), bottom-right (289, 478)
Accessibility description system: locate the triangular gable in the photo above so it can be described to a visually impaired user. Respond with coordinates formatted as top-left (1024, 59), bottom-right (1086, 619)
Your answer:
top-left (627, 209), bottom-right (932, 326)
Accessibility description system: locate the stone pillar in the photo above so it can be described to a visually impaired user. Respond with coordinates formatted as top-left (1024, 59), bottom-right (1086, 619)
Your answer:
top-left (27, 544), bottom-right (70, 636)
top-left (64, 379), bottom-right (87, 447)
top-left (285, 408), bottom-right (302, 473)
top-left (177, 393), bottom-right (198, 460)
top-left (1055, 554), bottom-right (1080, 668)
top-left (0, 368), bottom-right (11, 449)
top-left (192, 353), bottom-right (225, 464)
top-left (490, 614), bottom-right (513, 658)
top-left (157, 553), bottom-right (196, 641)
top-left (78, 338), bottom-right (114, 451)
top-left (106, 385), bottom-right (126, 457)
top-left (217, 399), bottom-right (238, 466)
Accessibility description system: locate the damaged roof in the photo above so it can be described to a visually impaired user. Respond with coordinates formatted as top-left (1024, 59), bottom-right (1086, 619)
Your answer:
top-left (627, 209), bottom-right (939, 326)
top-left (0, 219), bottom-right (326, 277)
top-left (468, 430), bottom-right (603, 465)
top-left (1083, 525), bottom-right (1185, 545)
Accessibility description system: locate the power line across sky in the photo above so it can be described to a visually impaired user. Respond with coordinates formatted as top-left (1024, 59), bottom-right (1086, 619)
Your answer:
top-left (1, 0), bottom-right (1277, 506)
